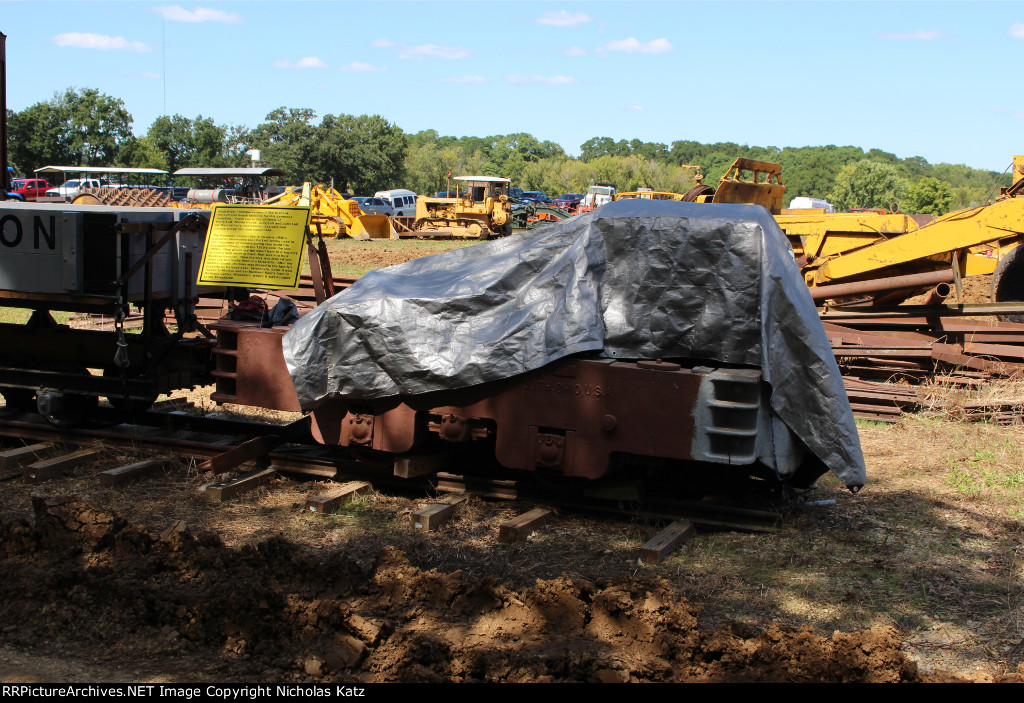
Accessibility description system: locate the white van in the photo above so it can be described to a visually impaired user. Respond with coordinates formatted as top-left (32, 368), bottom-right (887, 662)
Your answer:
top-left (374, 189), bottom-right (418, 216)
top-left (787, 196), bottom-right (835, 213)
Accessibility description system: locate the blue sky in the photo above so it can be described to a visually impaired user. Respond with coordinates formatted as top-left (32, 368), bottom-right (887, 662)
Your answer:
top-left (2, 1), bottom-right (1023, 172)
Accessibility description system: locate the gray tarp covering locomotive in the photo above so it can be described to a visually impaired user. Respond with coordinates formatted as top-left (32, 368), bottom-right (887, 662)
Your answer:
top-left (284, 200), bottom-right (865, 490)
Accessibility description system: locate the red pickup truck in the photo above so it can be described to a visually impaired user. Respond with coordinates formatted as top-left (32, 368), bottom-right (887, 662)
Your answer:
top-left (10, 178), bottom-right (50, 201)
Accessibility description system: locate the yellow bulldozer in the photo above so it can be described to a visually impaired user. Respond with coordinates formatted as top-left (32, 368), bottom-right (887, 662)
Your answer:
top-left (412, 176), bottom-right (514, 239)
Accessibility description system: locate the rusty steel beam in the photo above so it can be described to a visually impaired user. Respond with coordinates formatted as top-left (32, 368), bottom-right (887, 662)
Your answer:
top-left (810, 270), bottom-right (955, 302)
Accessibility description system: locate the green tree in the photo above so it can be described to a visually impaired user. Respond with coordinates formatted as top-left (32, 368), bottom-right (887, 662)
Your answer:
top-left (8, 87), bottom-right (133, 169)
top-left (828, 160), bottom-right (909, 212)
top-left (906, 177), bottom-right (954, 215)
top-left (248, 107), bottom-right (319, 181)
top-left (146, 114), bottom-right (227, 173)
top-left (310, 114), bottom-right (406, 193)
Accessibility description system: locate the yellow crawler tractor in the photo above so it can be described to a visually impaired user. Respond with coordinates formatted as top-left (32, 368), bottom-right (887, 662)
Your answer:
top-left (412, 176), bottom-right (513, 239)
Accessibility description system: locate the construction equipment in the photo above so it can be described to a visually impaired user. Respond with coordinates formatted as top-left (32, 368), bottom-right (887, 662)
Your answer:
top-left (510, 203), bottom-right (573, 230)
top-left (683, 158), bottom-right (786, 215)
top-left (269, 183), bottom-right (396, 239)
top-left (413, 176), bottom-right (513, 239)
top-left (690, 156), bottom-right (1024, 310)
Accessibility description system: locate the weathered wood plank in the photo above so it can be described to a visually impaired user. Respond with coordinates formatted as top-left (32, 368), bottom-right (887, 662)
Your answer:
top-left (394, 453), bottom-right (450, 479)
top-left (98, 455), bottom-right (175, 487)
top-left (498, 507), bottom-right (555, 543)
top-left (24, 446), bottom-right (103, 483)
top-left (201, 467), bottom-right (276, 502)
top-left (638, 520), bottom-right (695, 564)
top-left (303, 481), bottom-right (371, 514)
top-left (0, 442), bottom-right (55, 470)
top-left (412, 494), bottom-right (467, 533)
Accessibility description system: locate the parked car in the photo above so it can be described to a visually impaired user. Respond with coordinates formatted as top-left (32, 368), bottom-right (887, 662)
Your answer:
top-left (10, 178), bottom-right (50, 201)
top-left (552, 193), bottom-right (584, 209)
top-left (45, 178), bottom-right (103, 200)
top-left (508, 186), bottom-right (525, 201)
top-left (522, 191), bottom-right (552, 204)
top-left (351, 197), bottom-right (395, 216)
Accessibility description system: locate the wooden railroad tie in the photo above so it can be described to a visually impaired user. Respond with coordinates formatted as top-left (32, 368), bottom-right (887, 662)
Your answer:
top-left (0, 442), bottom-right (56, 472)
top-left (200, 467), bottom-right (276, 502)
top-left (498, 507), bottom-right (556, 543)
top-left (303, 481), bottom-right (371, 514)
top-left (412, 494), bottom-right (467, 533)
top-left (638, 520), bottom-right (695, 564)
top-left (99, 455), bottom-right (176, 487)
top-left (23, 446), bottom-right (103, 484)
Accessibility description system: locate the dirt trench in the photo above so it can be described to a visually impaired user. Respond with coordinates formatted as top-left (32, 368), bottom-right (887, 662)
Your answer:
top-left (0, 495), bottom-right (994, 683)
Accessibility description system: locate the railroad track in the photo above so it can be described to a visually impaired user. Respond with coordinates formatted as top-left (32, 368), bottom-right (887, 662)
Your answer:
top-left (0, 406), bottom-right (787, 541)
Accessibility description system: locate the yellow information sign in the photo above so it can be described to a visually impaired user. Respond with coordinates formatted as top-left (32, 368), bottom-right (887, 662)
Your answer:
top-left (197, 205), bottom-right (311, 289)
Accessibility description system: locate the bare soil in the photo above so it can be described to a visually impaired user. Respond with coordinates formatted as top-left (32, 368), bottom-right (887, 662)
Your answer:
top-left (1, 241), bottom-right (1021, 683)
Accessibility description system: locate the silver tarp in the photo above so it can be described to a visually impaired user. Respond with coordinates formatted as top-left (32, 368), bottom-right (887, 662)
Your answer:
top-left (283, 199), bottom-right (866, 488)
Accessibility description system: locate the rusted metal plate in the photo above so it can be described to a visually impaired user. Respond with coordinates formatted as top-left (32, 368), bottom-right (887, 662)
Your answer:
top-left (209, 321), bottom-right (302, 412)
top-left (311, 358), bottom-right (708, 480)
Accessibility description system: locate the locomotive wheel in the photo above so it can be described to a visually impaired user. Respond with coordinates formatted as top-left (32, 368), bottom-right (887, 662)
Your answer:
top-left (991, 246), bottom-right (1024, 323)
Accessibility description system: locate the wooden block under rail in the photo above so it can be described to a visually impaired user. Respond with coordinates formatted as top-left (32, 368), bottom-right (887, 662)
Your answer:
top-left (412, 494), bottom-right (467, 533)
top-left (498, 507), bottom-right (555, 543)
top-left (638, 520), bottom-right (695, 564)
top-left (201, 467), bottom-right (276, 502)
top-left (304, 481), bottom-right (371, 514)
top-left (0, 442), bottom-right (55, 471)
top-left (394, 453), bottom-right (450, 479)
top-left (24, 446), bottom-right (104, 484)
top-left (99, 455), bottom-right (176, 487)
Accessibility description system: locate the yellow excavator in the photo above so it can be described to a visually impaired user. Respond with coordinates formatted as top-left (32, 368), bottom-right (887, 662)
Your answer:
top-left (699, 156), bottom-right (1024, 314)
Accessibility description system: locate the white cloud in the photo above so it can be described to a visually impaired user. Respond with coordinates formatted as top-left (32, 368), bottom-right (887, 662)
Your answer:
top-left (340, 61), bottom-right (388, 72)
top-left (140, 72), bottom-right (161, 79)
top-left (565, 45), bottom-right (588, 57)
top-left (1009, 24), bottom-right (1024, 39)
top-left (874, 29), bottom-right (947, 41)
top-left (599, 37), bottom-right (673, 54)
top-left (273, 57), bottom-right (327, 69)
top-left (153, 5), bottom-right (242, 24)
top-left (437, 75), bottom-right (486, 83)
top-left (534, 75), bottom-right (577, 85)
top-left (372, 38), bottom-right (469, 59)
top-left (52, 33), bottom-right (150, 52)
top-left (398, 44), bottom-right (471, 60)
top-left (504, 75), bottom-right (577, 85)
top-left (626, 105), bottom-right (644, 112)
top-left (537, 11), bottom-right (590, 27)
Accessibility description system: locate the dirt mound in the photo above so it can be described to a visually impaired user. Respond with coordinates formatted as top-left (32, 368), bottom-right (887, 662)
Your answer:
top-left (0, 496), bottom-right (976, 682)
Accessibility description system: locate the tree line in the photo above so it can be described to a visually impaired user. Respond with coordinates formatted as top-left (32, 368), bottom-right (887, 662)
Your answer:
top-left (6, 87), bottom-right (1013, 215)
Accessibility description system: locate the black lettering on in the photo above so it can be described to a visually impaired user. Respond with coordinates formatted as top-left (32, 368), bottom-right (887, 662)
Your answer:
top-left (34, 215), bottom-right (56, 250)
top-left (0, 215), bottom-right (23, 248)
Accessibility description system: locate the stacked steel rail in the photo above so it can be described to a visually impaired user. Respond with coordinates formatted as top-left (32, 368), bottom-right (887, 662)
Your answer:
top-left (822, 303), bottom-right (1024, 423)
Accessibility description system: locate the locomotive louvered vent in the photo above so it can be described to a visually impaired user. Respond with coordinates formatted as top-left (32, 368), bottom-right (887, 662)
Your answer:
top-left (691, 370), bottom-right (762, 465)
